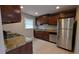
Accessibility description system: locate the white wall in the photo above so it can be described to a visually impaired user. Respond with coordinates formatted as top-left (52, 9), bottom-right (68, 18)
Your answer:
top-left (0, 8), bottom-right (6, 54)
top-left (74, 6), bottom-right (79, 53)
top-left (3, 12), bottom-right (35, 39)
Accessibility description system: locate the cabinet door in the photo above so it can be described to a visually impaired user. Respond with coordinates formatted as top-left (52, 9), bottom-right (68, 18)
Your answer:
top-left (6, 42), bottom-right (33, 54)
top-left (48, 15), bottom-right (57, 25)
top-left (37, 16), bottom-right (48, 25)
top-left (34, 30), bottom-right (40, 38)
top-left (34, 31), bottom-right (49, 41)
top-left (20, 42), bottom-right (33, 54)
top-left (1, 5), bottom-right (21, 24)
top-left (59, 9), bottom-right (76, 19)
top-left (40, 31), bottom-right (49, 41)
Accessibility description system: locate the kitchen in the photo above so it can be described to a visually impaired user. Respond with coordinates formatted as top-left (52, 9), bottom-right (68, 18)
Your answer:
top-left (34, 14), bottom-right (57, 43)
top-left (34, 7), bottom-right (77, 52)
top-left (0, 5), bottom-right (78, 54)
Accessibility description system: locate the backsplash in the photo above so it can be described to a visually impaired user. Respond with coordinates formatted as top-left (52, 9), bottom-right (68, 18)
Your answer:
top-left (35, 24), bottom-right (57, 30)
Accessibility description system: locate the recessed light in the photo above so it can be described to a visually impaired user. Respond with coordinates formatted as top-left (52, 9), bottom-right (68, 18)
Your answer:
top-left (56, 6), bottom-right (60, 9)
top-left (35, 12), bottom-right (38, 15)
top-left (20, 6), bottom-right (23, 9)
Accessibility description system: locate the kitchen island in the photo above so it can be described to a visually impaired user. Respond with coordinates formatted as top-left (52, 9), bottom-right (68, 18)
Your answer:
top-left (4, 33), bottom-right (33, 54)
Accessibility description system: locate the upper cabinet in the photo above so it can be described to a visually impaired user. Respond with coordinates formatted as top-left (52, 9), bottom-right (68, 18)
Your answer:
top-left (48, 15), bottom-right (57, 25)
top-left (1, 5), bottom-right (21, 24)
top-left (58, 9), bottom-right (76, 19)
top-left (35, 8), bottom-right (76, 26)
top-left (36, 15), bottom-right (57, 25)
top-left (36, 15), bottom-right (48, 25)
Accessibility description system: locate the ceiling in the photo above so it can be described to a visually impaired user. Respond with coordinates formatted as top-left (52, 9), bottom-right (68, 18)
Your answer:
top-left (21, 5), bottom-right (77, 17)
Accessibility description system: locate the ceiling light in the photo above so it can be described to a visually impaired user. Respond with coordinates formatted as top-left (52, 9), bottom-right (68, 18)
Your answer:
top-left (35, 12), bottom-right (38, 15)
top-left (20, 6), bottom-right (23, 9)
top-left (56, 6), bottom-right (60, 9)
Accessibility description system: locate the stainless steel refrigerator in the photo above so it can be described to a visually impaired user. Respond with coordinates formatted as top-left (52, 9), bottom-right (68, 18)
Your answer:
top-left (57, 17), bottom-right (75, 51)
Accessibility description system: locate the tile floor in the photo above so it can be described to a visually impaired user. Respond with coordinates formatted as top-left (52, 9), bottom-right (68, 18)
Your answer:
top-left (33, 38), bottom-right (73, 54)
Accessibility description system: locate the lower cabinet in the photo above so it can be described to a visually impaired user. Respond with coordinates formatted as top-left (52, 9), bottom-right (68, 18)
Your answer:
top-left (6, 42), bottom-right (33, 54)
top-left (34, 31), bottom-right (49, 41)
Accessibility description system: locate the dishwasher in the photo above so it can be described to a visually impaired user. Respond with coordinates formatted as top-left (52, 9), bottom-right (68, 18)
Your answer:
top-left (49, 32), bottom-right (57, 43)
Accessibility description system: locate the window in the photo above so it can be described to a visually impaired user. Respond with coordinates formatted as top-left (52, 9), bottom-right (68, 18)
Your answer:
top-left (25, 18), bottom-right (33, 29)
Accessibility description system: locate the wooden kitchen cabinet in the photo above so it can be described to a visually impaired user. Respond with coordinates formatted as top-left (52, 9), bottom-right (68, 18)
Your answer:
top-left (6, 42), bottom-right (33, 54)
top-left (34, 30), bottom-right (49, 41)
top-left (48, 15), bottom-right (57, 25)
top-left (20, 42), bottom-right (33, 54)
top-left (1, 5), bottom-right (21, 24)
top-left (36, 15), bottom-right (48, 25)
top-left (36, 15), bottom-right (57, 25)
top-left (58, 9), bottom-right (76, 19)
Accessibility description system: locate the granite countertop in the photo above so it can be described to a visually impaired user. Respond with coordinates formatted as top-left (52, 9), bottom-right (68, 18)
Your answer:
top-left (5, 35), bottom-right (32, 52)
top-left (35, 29), bottom-right (57, 33)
